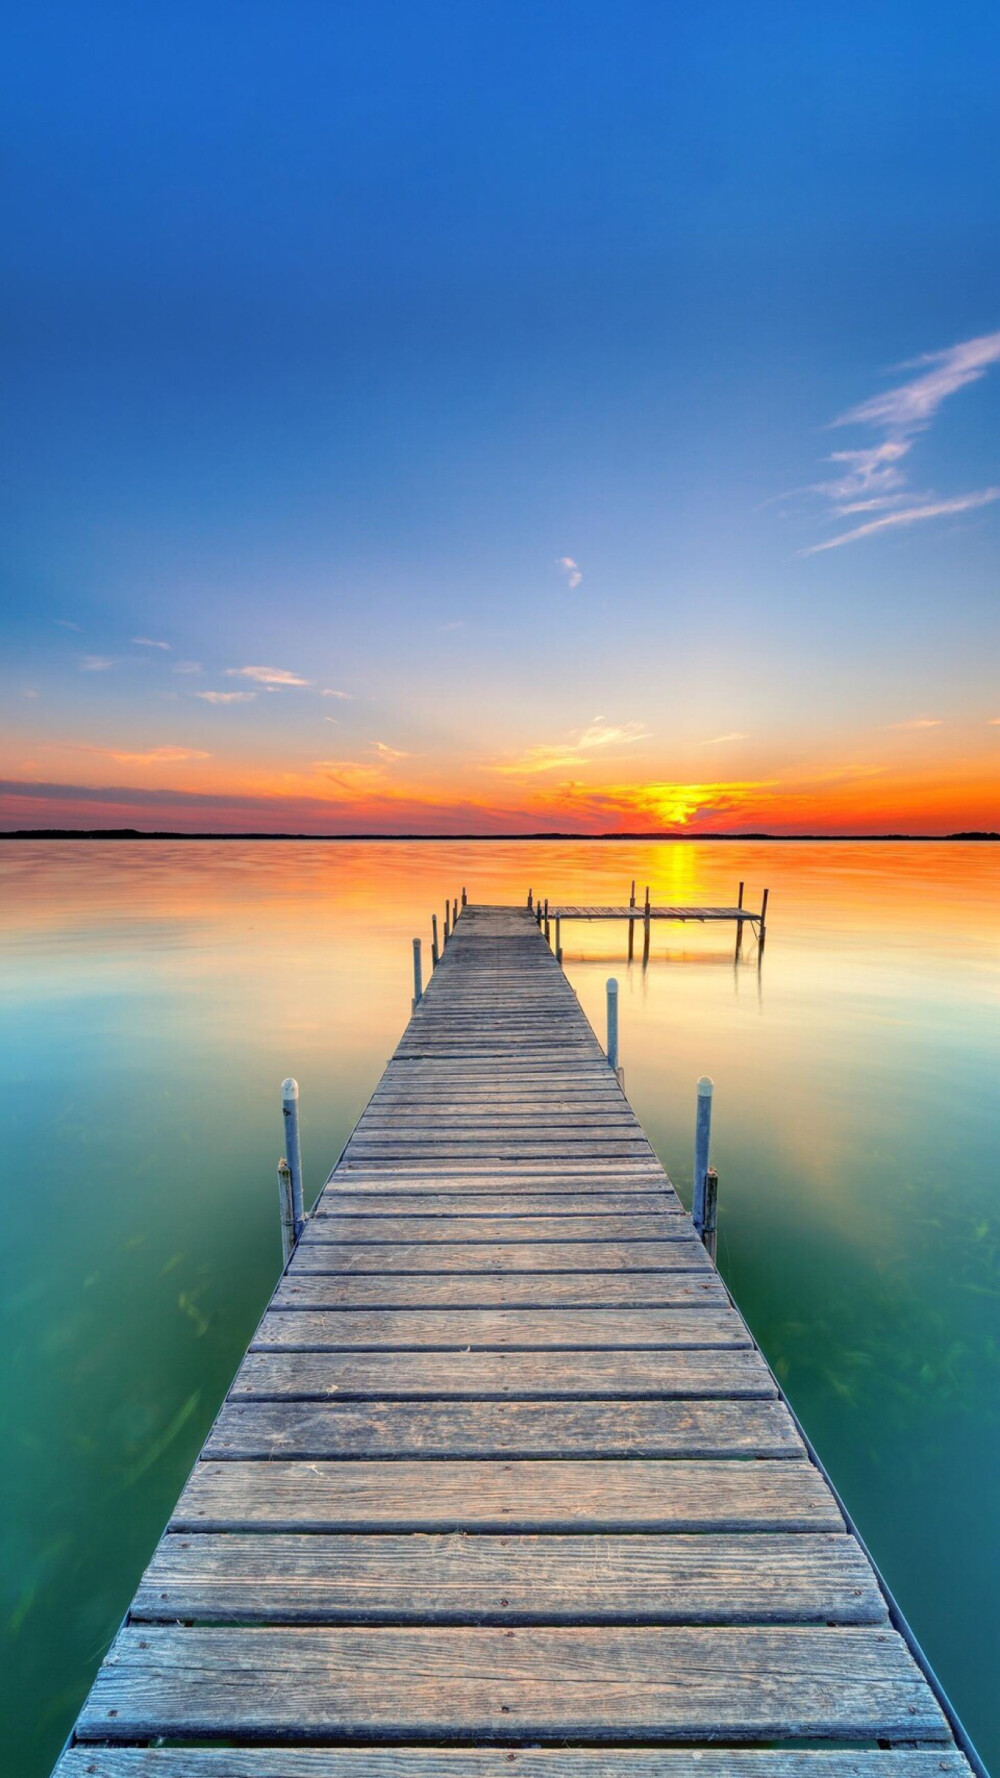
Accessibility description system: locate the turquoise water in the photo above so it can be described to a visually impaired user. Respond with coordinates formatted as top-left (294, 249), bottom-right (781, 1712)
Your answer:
top-left (1, 839), bottom-right (997, 1773)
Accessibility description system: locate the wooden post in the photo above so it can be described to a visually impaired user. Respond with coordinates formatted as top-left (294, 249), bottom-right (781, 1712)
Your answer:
top-left (735, 879), bottom-right (745, 962)
top-left (642, 885), bottom-right (651, 965)
top-left (544, 897), bottom-right (550, 942)
top-left (277, 1159), bottom-right (295, 1266)
top-left (281, 1077), bottom-right (305, 1238)
top-left (452, 897), bottom-right (458, 929)
top-left (412, 937), bottom-right (422, 1009)
top-left (693, 1075), bottom-right (713, 1236)
top-left (702, 1166), bottom-right (719, 1263)
top-left (606, 977), bottom-right (619, 1072)
top-left (628, 879), bottom-right (636, 962)
top-left (443, 900), bottom-right (450, 944)
top-left (431, 914), bottom-right (439, 966)
top-left (759, 887), bottom-right (769, 954)
top-left (461, 886), bottom-right (467, 907)
top-left (555, 916), bottom-right (562, 963)
top-left (527, 888), bottom-right (533, 909)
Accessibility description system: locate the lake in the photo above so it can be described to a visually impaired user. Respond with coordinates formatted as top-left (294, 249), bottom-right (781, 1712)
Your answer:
top-left (1, 838), bottom-right (997, 1774)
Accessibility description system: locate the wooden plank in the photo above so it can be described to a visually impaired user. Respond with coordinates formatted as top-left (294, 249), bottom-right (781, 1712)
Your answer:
top-left (290, 1241), bottom-right (709, 1273)
top-left (135, 1530), bottom-right (888, 1625)
top-left (204, 1397), bottom-right (802, 1461)
top-left (53, 1750), bottom-right (977, 1778)
top-left (230, 1348), bottom-right (775, 1399)
top-left (302, 1214), bottom-right (683, 1243)
top-left (277, 1270), bottom-right (727, 1306)
top-left (77, 1623), bottom-right (948, 1741)
top-left (175, 1458), bottom-right (837, 1531)
top-left (313, 1193), bottom-right (677, 1214)
top-left (252, 1307), bottom-right (749, 1349)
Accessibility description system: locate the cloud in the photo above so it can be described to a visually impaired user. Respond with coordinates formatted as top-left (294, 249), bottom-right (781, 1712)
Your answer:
top-left (195, 690), bottom-right (256, 704)
top-left (557, 556), bottom-right (582, 590)
top-left (989, 717), bottom-right (1000, 726)
top-left (698, 732), bottom-right (748, 746)
top-left (371, 741), bottom-right (411, 763)
top-left (799, 329), bottom-right (1000, 553)
top-left (227, 665), bottom-right (311, 686)
top-left (801, 488), bottom-right (1000, 555)
top-left (103, 747), bottom-right (211, 764)
top-left (494, 719), bottom-right (650, 776)
top-left (322, 688), bottom-right (352, 699)
top-left (55, 619), bottom-right (82, 632)
top-left (132, 637), bottom-right (171, 650)
top-left (438, 620), bottom-right (465, 633)
top-left (80, 655), bottom-right (115, 671)
top-left (836, 331), bottom-right (1000, 433)
top-left (173, 660), bottom-right (202, 674)
top-left (887, 717), bottom-right (943, 730)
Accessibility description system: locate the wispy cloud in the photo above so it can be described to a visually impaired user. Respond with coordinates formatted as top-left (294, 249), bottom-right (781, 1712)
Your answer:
top-left (55, 619), bottom-right (82, 632)
top-left (195, 690), bottom-right (256, 704)
top-left (80, 654), bottom-right (115, 671)
top-left (698, 732), bottom-right (748, 746)
top-left (173, 660), bottom-right (202, 674)
top-left (799, 329), bottom-right (1000, 554)
top-left (79, 745), bottom-right (211, 764)
top-left (322, 688), bottom-right (352, 699)
top-left (557, 556), bottom-right (582, 590)
top-left (802, 488), bottom-right (1000, 555)
top-left (438, 620), bottom-right (465, 633)
top-left (132, 637), bottom-right (171, 650)
top-left (494, 719), bottom-right (650, 776)
top-left (887, 717), bottom-right (943, 730)
top-left (371, 741), bottom-right (411, 763)
top-left (227, 665), bottom-right (311, 687)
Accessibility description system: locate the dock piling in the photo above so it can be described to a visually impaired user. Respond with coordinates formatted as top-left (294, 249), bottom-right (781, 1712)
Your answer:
top-left (643, 885), bottom-right (651, 965)
top-left (555, 916), bottom-right (562, 964)
top-left (412, 937), bottom-right (423, 1009)
top-left (606, 977), bottom-right (619, 1073)
top-left (443, 901), bottom-right (450, 945)
top-left (461, 886), bottom-right (467, 907)
top-left (280, 1077), bottom-right (305, 1238)
top-left (544, 897), bottom-right (550, 942)
top-left (693, 1075), bottom-right (714, 1237)
top-left (276, 1158), bottom-right (295, 1266)
top-left (527, 888), bottom-right (533, 910)
top-left (702, 1166), bottom-right (719, 1262)
top-left (735, 880), bottom-right (745, 962)
top-left (452, 897), bottom-right (458, 929)
top-left (628, 879), bottom-right (636, 962)
top-left (759, 887), bottom-right (770, 954)
top-left (431, 914), bottom-right (439, 966)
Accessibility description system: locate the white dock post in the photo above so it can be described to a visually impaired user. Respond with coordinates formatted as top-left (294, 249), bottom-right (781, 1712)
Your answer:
top-left (281, 1077), bottom-right (305, 1238)
top-left (431, 914), bottom-right (439, 966)
top-left (412, 937), bottom-right (423, 1008)
top-left (277, 1159), bottom-right (296, 1266)
top-left (606, 977), bottom-right (619, 1073)
top-left (693, 1075), bottom-right (714, 1236)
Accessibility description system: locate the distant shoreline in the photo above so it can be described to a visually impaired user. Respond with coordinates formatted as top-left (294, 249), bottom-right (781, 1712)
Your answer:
top-left (2, 829), bottom-right (997, 843)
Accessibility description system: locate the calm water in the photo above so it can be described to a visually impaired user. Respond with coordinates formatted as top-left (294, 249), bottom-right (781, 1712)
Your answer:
top-left (1, 839), bottom-right (997, 1773)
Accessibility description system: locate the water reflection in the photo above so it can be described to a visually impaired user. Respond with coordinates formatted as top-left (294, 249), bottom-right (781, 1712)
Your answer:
top-left (0, 838), bottom-right (997, 1774)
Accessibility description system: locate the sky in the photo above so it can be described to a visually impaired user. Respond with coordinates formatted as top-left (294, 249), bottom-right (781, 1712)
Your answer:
top-left (1, 1), bottom-right (998, 835)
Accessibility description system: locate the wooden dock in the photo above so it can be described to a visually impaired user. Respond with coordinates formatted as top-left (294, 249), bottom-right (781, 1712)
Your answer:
top-left (55, 904), bottom-right (980, 1777)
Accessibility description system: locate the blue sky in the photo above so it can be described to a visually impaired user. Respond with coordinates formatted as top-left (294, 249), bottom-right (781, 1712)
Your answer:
top-left (2, 1), bottom-right (998, 831)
